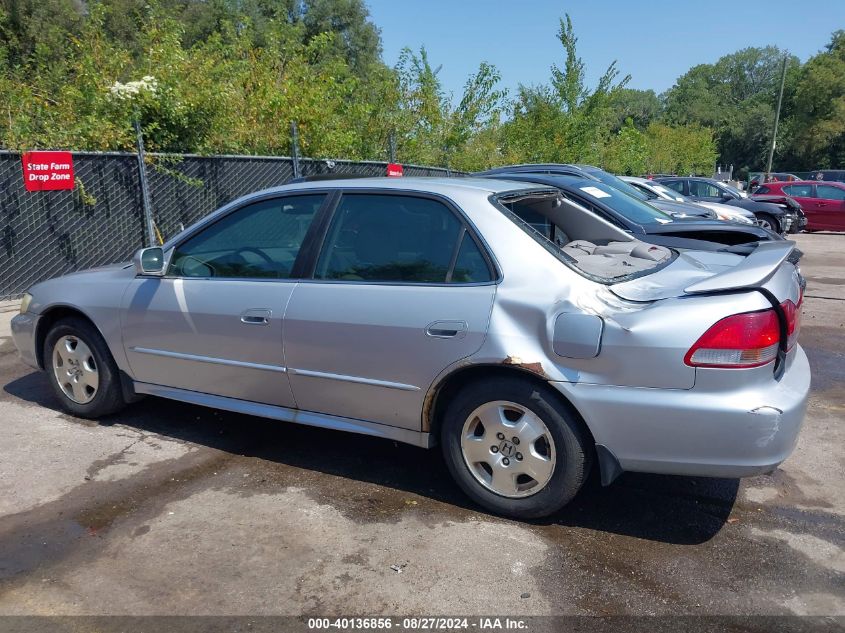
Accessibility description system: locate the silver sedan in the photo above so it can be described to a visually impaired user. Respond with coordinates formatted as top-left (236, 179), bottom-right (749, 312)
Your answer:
top-left (11, 177), bottom-right (810, 518)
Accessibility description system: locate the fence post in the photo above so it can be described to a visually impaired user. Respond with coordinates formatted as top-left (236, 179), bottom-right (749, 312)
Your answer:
top-left (134, 118), bottom-right (157, 247)
top-left (291, 121), bottom-right (301, 179)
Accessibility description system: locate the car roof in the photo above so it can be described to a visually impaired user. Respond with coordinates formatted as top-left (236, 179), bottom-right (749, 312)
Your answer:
top-left (619, 176), bottom-right (651, 185)
top-left (478, 172), bottom-right (600, 189)
top-left (761, 180), bottom-right (843, 187)
top-left (247, 176), bottom-right (548, 197)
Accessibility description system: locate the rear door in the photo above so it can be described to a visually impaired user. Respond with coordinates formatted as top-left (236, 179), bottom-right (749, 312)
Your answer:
top-left (283, 191), bottom-right (497, 431)
top-left (659, 179), bottom-right (688, 197)
top-left (122, 193), bottom-right (327, 407)
top-left (688, 180), bottom-right (725, 203)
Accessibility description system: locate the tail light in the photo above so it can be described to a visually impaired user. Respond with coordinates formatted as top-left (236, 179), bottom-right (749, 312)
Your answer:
top-left (685, 296), bottom-right (802, 369)
top-left (783, 291), bottom-right (803, 351)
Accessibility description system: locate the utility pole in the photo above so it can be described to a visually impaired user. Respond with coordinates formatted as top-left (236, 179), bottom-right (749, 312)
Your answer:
top-left (764, 56), bottom-right (788, 183)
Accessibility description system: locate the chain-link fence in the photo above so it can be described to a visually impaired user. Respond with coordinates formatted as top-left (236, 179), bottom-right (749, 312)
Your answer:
top-left (0, 151), bottom-right (457, 300)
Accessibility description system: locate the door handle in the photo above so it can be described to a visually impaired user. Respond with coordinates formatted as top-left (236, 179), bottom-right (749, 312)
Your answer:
top-left (240, 309), bottom-right (271, 325)
top-left (425, 320), bottom-right (467, 338)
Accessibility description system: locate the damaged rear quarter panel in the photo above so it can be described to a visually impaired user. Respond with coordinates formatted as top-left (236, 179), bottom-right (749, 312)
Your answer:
top-left (443, 201), bottom-right (775, 392)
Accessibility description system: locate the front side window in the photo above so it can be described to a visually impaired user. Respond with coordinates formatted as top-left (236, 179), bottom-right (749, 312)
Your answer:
top-left (169, 195), bottom-right (325, 279)
top-left (816, 185), bottom-right (845, 201)
top-left (314, 194), bottom-right (491, 283)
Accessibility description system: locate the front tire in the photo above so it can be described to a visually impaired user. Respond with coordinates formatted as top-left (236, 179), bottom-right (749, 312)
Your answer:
top-left (440, 377), bottom-right (590, 519)
top-left (756, 213), bottom-right (781, 234)
top-left (43, 317), bottom-right (126, 418)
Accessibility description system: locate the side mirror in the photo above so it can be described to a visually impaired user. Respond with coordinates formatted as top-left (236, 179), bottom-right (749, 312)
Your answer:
top-left (133, 247), bottom-right (165, 276)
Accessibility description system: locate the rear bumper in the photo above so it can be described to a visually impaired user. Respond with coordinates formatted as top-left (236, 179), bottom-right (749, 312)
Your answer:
top-left (11, 312), bottom-right (41, 369)
top-left (552, 346), bottom-right (811, 479)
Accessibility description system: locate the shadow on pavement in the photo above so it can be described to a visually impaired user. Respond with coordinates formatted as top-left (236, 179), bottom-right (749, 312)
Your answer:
top-left (4, 370), bottom-right (737, 546)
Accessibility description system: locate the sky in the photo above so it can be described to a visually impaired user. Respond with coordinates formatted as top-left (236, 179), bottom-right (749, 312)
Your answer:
top-left (367, 0), bottom-right (844, 101)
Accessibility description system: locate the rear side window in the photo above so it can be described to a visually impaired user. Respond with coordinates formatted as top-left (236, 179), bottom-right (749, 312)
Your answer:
top-left (688, 181), bottom-right (722, 197)
top-left (314, 194), bottom-right (491, 283)
top-left (451, 233), bottom-right (492, 283)
top-left (661, 180), bottom-right (685, 194)
top-left (817, 185), bottom-right (845, 201)
top-left (783, 184), bottom-right (812, 197)
top-left (755, 185), bottom-right (771, 194)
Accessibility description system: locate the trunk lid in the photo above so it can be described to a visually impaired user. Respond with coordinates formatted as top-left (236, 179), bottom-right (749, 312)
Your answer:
top-left (610, 240), bottom-right (800, 303)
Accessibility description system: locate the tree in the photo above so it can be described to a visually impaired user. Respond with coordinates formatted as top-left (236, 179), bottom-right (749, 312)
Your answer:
top-left (391, 47), bottom-right (506, 168)
top-left (501, 14), bottom-right (629, 165)
top-left (643, 122), bottom-right (717, 175)
top-left (780, 31), bottom-right (845, 169)
top-left (662, 46), bottom-right (800, 172)
top-left (610, 88), bottom-right (662, 130)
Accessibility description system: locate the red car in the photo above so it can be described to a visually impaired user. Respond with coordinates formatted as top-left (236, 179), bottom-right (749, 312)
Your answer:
top-left (753, 180), bottom-right (845, 231)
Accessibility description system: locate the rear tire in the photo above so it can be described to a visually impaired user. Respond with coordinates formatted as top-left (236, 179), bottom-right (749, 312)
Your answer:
top-left (440, 377), bottom-right (589, 519)
top-left (43, 317), bottom-right (126, 418)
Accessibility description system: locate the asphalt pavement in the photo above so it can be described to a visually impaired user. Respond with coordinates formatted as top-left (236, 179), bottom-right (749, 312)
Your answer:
top-left (0, 233), bottom-right (842, 617)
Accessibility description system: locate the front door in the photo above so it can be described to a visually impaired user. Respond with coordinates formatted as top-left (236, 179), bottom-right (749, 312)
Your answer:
top-left (283, 192), bottom-right (497, 430)
top-left (121, 193), bottom-right (326, 407)
top-left (812, 185), bottom-right (845, 231)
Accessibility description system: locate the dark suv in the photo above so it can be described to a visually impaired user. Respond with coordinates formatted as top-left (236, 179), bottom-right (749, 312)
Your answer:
top-left (808, 170), bottom-right (845, 183)
top-left (654, 177), bottom-right (800, 235)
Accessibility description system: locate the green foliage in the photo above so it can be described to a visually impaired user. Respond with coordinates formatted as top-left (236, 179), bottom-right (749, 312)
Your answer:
top-left (500, 15), bottom-right (631, 166)
top-left (642, 122), bottom-right (717, 175)
top-left (780, 31), bottom-right (845, 169)
top-left (661, 46), bottom-right (812, 173)
top-left (1, 3), bottom-right (839, 176)
top-left (610, 88), bottom-right (662, 130)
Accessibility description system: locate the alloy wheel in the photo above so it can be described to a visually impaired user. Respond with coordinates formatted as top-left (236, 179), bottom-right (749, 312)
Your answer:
top-left (460, 400), bottom-right (556, 498)
top-left (53, 335), bottom-right (99, 404)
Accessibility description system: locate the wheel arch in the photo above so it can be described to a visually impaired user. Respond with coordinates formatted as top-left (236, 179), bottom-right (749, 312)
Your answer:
top-left (35, 305), bottom-right (107, 370)
top-left (423, 363), bottom-right (597, 452)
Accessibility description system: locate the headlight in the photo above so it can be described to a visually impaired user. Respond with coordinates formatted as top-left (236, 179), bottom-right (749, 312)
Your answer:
top-left (19, 292), bottom-right (32, 314)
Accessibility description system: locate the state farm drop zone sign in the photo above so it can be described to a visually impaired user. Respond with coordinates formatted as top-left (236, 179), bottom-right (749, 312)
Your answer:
top-left (21, 151), bottom-right (75, 191)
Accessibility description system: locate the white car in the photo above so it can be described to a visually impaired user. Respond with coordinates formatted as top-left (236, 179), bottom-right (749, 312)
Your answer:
top-left (621, 176), bottom-right (756, 225)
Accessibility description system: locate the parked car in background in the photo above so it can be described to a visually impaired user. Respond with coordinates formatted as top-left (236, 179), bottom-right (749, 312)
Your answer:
top-left (11, 177), bottom-right (810, 519)
top-left (808, 169), bottom-right (845, 183)
top-left (476, 164), bottom-right (715, 220)
top-left (477, 172), bottom-right (777, 253)
top-left (655, 176), bottom-right (800, 235)
top-left (754, 181), bottom-right (845, 232)
top-left (620, 176), bottom-right (756, 224)
top-left (477, 163), bottom-right (650, 200)
top-left (749, 172), bottom-right (800, 188)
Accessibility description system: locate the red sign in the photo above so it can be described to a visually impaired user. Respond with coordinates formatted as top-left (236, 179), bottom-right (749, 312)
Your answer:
top-left (22, 151), bottom-right (75, 191)
top-left (386, 163), bottom-right (403, 177)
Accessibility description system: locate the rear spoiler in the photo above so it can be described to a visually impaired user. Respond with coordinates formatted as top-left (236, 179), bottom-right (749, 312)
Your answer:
top-left (684, 240), bottom-right (795, 294)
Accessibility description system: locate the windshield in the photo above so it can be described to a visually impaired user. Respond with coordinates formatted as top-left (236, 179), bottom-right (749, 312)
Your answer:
top-left (570, 181), bottom-right (674, 225)
top-left (577, 165), bottom-right (649, 201)
top-left (633, 184), bottom-right (659, 200)
top-left (720, 182), bottom-right (746, 198)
